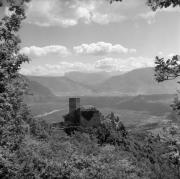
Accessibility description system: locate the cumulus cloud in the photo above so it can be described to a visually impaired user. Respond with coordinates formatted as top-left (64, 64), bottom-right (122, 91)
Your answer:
top-left (20, 45), bottom-right (70, 57)
top-left (25, 0), bottom-right (127, 27)
top-left (20, 61), bottom-right (95, 76)
top-left (73, 42), bottom-right (136, 55)
top-left (95, 58), bottom-right (120, 71)
top-left (95, 56), bottom-right (154, 71)
top-left (20, 56), bottom-right (154, 76)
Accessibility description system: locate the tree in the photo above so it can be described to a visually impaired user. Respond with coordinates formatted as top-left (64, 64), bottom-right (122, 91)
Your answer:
top-left (110, 0), bottom-right (180, 9)
top-left (147, 0), bottom-right (180, 11)
top-left (0, 0), bottom-right (31, 151)
top-left (154, 55), bottom-right (180, 82)
top-left (146, 1), bottom-right (180, 114)
top-left (0, 0), bottom-right (31, 177)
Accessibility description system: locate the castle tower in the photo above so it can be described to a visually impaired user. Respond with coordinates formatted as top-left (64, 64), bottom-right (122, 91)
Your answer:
top-left (69, 97), bottom-right (80, 113)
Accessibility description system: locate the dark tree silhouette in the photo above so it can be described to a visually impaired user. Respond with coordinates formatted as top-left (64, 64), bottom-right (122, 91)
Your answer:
top-left (147, 0), bottom-right (180, 10)
top-left (0, 0), bottom-right (31, 177)
top-left (146, 1), bottom-right (180, 114)
top-left (0, 0), bottom-right (31, 151)
top-left (155, 55), bottom-right (180, 82)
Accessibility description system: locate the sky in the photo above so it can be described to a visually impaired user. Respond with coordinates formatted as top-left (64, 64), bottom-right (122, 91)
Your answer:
top-left (3, 0), bottom-right (180, 76)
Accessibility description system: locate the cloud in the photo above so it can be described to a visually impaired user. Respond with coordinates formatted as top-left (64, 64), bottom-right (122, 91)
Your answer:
top-left (138, 11), bottom-right (157, 24)
top-left (20, 42), bottom-right (136, 58)
top-left (20, 56), bottom-right (154, 76)
top-left (20, 61), bottom-right (95, 76)
top-left (25, 0), bottom-right (127, 27)
top-left (20, 45), bottom-right (70, 57)
top-left (138, 5), bottom-right (180, 24)
top-left (95, 58), bottom-right (120, 71)
top-left (95, 56), bottom-right (154, 71)
top-left (73, 42), bottom-right (136, 55)
top-left (90, 12), bottom-right (126, 25)
top-left (157, 51), bottom-right (180, 58)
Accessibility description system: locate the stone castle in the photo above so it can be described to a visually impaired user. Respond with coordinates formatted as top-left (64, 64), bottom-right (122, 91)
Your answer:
top-left (64, 97), bottom-right (101, 128)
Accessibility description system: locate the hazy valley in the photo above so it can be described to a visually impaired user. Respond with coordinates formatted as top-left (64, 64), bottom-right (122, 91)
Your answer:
top-left (27, 67), bottom-right (179, 97)
top-left (25, 67), bottom-right (180, 132)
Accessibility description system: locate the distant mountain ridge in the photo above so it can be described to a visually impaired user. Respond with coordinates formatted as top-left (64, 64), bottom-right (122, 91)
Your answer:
top-left (27, 76), bottom-right (94, 96)
top-left (64, 71), bottom-right (111, 86)
top-left (95, 67), bottom-right (179, 95)
top-left (24, 79), bottom-right (55, 103)
top-left (26, 67), bottom-right (180, 96)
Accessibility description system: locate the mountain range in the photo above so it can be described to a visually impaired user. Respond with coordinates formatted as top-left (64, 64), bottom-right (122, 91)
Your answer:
top-left (64, 71), bottom-right (111, 86)
top-left (26, 67), bottom-right (180, 97)
top-left (24, 79), bottom-right (55, 103)
top-left (95, 67), bottom-right (179, 95)
top-left (27, 76), bottom-right (93, 96)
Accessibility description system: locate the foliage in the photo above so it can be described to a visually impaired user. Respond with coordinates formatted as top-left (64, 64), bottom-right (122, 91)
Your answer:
top-left (147, 0), bottom-right (180, 10)
top-left (155, 55), bottom-right (180, 82)
top-left (81, 109), bottom-right (98, 121)
top-left (0, 0), bottom-right (30, 150)
top-left (94, 112), bottom-right (127, 146)
top-left (109, 0), bottom-right (123, 4)
top-left (1, 0), bottom-right (180, 178)
top-left (29, 118), bottom-right (51, 139)
top-left (110, 0), bottom-right (180, 10)
top-left (64, 109), bottom-right (81, 126)
top-left (0, 0), bottom-right (32, 178)
top-left (0, 104), bottom-right (179, 179)
top-left (8, 120), bottom-right (180, 179)
top-left (152, 1), bottom-right (180, 115)
top-left (154, 54), bottom-right (180, 115)
top-left (13, 129), bottom-right (149, 178)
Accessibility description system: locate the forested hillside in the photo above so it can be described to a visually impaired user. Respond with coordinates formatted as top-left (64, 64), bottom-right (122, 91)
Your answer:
top-left (1, 0), bottom-right (180, 178)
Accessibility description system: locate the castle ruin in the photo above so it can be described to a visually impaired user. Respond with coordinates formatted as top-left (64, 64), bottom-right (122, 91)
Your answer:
top-left (64, 97), bottom-right (101, 128)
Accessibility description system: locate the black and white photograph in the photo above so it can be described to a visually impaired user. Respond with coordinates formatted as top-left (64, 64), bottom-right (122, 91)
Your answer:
top-left (0, 0), bottom-right (180, 178)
